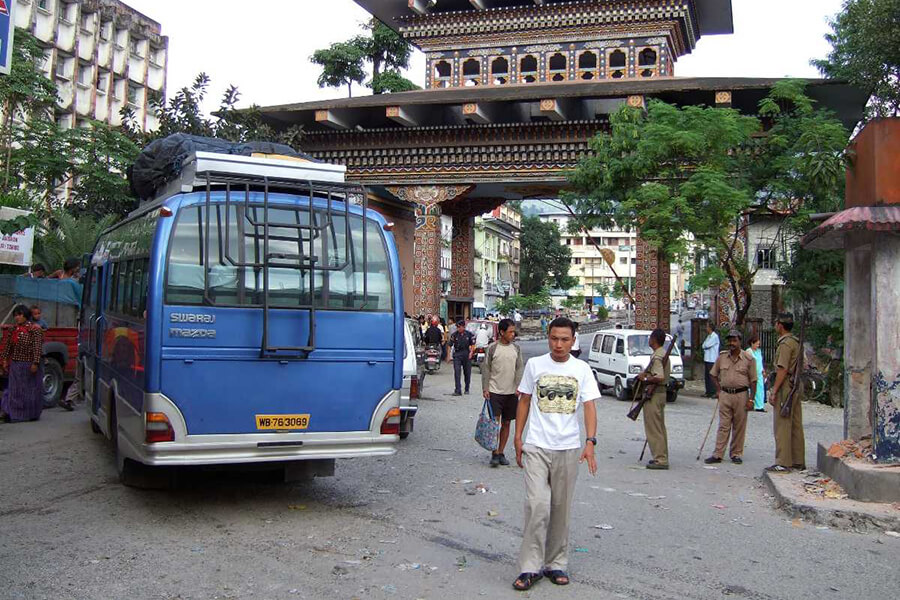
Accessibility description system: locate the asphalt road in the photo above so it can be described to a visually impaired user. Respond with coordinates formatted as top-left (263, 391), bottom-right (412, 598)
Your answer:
top-left (1, 365), bottom-right (897, 600)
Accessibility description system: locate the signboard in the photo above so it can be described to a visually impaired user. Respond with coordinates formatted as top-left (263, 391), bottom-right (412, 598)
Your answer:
top-left (0, 207), bottom-right (35, 267)
top-left (0, 0), bottom-right (13, 76)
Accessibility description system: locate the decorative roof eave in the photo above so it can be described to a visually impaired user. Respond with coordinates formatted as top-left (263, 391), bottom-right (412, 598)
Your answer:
top-left (802, 206), bottom-right (900, 250)
top-left (256, 78), bottom-right (868, 132)
top-left (397, 1), bottom-right (699, 54)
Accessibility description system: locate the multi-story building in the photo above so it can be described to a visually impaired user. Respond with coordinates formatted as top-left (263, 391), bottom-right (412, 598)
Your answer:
top-left (474, 204), bottom-right (521, 311)
top-left (14, 0), bottom-right (168, 131)
top-left (539, 209), bottom-right (638, 309)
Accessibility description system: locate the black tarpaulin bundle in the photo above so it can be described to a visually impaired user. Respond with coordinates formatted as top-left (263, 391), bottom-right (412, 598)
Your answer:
top-left (128, 134), bottom-right (316, 201)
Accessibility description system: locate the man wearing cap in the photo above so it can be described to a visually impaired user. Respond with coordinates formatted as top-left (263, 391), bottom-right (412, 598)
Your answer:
top-left (449, 320), bottom-right (476, 396)
top-left (705, 330), bottom-right (757, 465)
top-left (767, 313), bottom-right (805, 473)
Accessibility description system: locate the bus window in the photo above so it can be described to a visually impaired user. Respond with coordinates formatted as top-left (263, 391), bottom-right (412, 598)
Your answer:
top-left (165, 203), bottom-right (393, 311)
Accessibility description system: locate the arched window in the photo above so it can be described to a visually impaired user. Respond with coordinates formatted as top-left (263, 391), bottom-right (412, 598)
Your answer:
top-left (548, 52), bottom-right (567, 82)
top-left (491, 57), bottom-right (509, 85)
top-left (608, 49), bottom-right (627, 79)
top-left (433, 60), bottom-right (452, 88)
top-left (609, 50), bottom-right (626, 68)
top-left (462, 58), bottom-right (481, 86)
top-left (520, 55), bottom-right (538, 83)
top-left (639, 48), bottom-right (657, 67)
top-left (577, 51), bottom-right (597, 80)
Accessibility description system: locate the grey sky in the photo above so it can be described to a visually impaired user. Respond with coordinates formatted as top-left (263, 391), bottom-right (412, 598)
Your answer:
top-left (123, 0), bottom-right (845, 112)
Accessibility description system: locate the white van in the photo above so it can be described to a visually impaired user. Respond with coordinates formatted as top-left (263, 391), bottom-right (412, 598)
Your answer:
top-left (588, 329), bottom-right (685, 402)
top-left (400, 318), bottom-right (425, 439)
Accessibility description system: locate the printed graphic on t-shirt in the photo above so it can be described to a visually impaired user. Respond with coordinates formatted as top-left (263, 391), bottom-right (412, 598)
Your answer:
top-left (536, 374), bottom-right (579, 414)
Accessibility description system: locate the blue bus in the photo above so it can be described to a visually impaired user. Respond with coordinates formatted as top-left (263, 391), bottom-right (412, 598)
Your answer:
top-left (78, 152), bottom-right (404, 485)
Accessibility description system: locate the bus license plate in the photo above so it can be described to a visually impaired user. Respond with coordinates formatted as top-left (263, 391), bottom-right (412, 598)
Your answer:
top-left (255, 414), bottom-right (310, 431)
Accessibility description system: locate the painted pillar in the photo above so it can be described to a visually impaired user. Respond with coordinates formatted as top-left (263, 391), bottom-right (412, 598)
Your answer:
top-left (634, 236), bottom-right (670, 331)
top-left (451, 215), bottom-right (475, 300)
top-left (386, 185), bottom-right (473, 317)
top-left (843, 237), bottom-right (872, 441)
top-left (871, 234), bottom-right (900, 462)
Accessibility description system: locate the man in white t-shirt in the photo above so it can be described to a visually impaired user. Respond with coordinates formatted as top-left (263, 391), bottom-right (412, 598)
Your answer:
top-left (512, 317), bottom-right (599, 592)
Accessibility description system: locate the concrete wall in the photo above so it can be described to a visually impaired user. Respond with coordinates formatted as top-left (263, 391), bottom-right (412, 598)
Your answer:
top-left (844, 236), bottom-right (873, 441)
top-left (871, 235), bottom-right (900, 462)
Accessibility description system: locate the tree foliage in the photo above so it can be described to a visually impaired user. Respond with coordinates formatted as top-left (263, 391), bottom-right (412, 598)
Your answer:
top-left (122, 74), bottom-right (303, 150)
top-left (566, 82), bottom-right (850, 326)
top-left (519, 216), bottom-right (576, 295)
top-left (313, 19), bottom-right (418, 97)
top-left (310, 42), bottom-right (367, 98)
top-left (33, 211), bottom-right (117, 272)
top-left (813, 0), bottom-right (900, 119)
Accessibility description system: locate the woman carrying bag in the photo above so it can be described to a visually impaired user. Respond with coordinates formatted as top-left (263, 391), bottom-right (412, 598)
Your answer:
top-left (0, 305), bottom-right (45, 423)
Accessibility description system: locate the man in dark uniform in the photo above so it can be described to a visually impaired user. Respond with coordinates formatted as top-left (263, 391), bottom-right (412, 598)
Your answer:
top-left (767, 313), bottom-right (805, 473)
top-left (705, 330), bottom-right (757, 465)
top-left (449, 320), bottom-right (476, 396)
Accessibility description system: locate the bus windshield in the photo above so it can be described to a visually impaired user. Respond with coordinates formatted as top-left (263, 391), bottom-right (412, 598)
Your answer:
top-left (165, 202), bottom-right (393, 311)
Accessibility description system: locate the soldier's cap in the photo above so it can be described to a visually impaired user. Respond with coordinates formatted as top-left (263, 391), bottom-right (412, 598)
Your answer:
top-left (776, 312), bottom-right (794, 325)
top-left (726, 329), bottom-right (742, 339)
top-left (456, 319), bottom-right (465, 327)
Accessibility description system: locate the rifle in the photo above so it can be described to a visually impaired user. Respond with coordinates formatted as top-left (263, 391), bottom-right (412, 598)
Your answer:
top-left (627, 335), bottom-right (677, 421)
top-left (780, 313), bottom-right (806, 418)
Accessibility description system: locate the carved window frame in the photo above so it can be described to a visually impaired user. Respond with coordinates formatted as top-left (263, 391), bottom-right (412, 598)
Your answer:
top-left (606, 49), bottom-right (627, 80)
top-left (576, 50), bottom-right (599, 81)
top-left (433, 59), bottom-right (453, 88)
top-left (490, 55), bottom-right (510, 86)
top-left (547, 52), bottom-right (568, 83)
top-left (519, 54), bottom-right (539, 83)
top-left (638, 47), bottom-right (658, 78)
top-left (462, 57), bottom-right (482, 87)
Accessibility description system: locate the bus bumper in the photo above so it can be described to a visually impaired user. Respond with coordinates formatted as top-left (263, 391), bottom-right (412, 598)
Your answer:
top-left (118, 390), bottom-right (401, 467)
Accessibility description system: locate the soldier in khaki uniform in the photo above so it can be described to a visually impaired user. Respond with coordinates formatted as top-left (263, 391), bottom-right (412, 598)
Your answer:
top-left (705, 330), bottom-right (757, 465)
top-left (639, 329), bottom-right (671, 470)
top-left (767, 313), bottom-right (805, 473)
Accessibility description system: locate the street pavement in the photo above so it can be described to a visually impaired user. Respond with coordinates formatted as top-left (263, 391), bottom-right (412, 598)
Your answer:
top-left (1, 355), bottom-right (898, 600)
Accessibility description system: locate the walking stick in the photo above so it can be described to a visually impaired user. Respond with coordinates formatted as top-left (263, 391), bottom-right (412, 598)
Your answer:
top-left (639, 439), bottom-right (649, 462)
top-left (696, 397), bottom-right (720, 461)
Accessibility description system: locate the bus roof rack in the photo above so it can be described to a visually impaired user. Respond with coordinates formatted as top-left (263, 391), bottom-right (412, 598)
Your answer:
top-left (144, 151), bottom-right (347, 207)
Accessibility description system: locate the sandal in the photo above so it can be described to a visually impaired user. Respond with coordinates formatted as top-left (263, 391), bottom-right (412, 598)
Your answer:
top-left (765, 464), bottom-right (791, 473)
top-left (543, 569), bottom-right (570, 585)
top-left (513, 572), bottom-right (542, 591)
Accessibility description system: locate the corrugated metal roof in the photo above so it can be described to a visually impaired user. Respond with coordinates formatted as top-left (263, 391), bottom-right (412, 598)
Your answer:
top-left (802, 206), bottom-right (900, 250)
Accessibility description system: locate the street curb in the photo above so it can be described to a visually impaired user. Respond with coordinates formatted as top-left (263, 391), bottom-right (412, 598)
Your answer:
top-left (762, 471), bottom-right (900, 533)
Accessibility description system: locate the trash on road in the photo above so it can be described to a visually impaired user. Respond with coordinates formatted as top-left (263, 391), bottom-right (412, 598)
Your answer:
top-left (711, 504), bottom-right (727, 510)
top-left (487, 510), bottom-right (499, 517)
top-left (575, 547), bottom-right (589, 553)
top-left (802, 476), bottom-right (848, 500)
top-left (885, 531), bottom-right (900, 538)
top-left (396, 563), bottom-right (421, 571)
top-left (703, 466), bottom-right (719, 470)
top-left (456, 556), bottom-right (468, 570)
top-left (332, 565), bottom-right (349, 576)
top-left (594, 524), bottom-right (614, 530)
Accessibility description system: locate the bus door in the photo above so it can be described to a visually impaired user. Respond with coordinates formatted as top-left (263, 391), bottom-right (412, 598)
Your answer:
top-left (86, 263), bottom-right (110, 417)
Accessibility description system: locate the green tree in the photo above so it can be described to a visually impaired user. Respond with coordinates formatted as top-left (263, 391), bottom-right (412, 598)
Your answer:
top-left (122, 74), bottom-right (304, 150)
top-left (33, 211), bottom-right (117, 272)
top-left (519, 216), bottom-right (576, 295)
top-left (353, 20), bottom-right (417, 94)
top-left (562, 293), bottom-right (586, 310)
top-left (67, 122), bottom-right (141, 220)
top-left (813, 0), bottom-right (900, 119)
top-left (310, 42), bottom-right (367, 98)
top-left (566, 82), bottom-right (850, 326)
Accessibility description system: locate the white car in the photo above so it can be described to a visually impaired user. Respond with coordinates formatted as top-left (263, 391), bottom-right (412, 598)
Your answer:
top-left (587, 329), bottom-right (685, 402)
top-left (400, 318), bottom-right (424, 439)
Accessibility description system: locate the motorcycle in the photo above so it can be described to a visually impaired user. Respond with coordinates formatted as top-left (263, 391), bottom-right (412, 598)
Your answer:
top-left (473, 346), bottom-right (488, 371)
top-left (425, 344), bottom-right (442, 374)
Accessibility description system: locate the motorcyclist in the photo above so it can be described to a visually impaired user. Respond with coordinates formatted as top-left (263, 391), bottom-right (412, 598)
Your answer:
top-left (475, 323), bottom-right (492, 348)
top-left (424, 316), bottom-right (444, 346)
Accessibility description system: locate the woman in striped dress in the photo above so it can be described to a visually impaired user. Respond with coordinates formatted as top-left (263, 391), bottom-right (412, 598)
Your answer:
top-left (0, 305), bottom-right (45, 423)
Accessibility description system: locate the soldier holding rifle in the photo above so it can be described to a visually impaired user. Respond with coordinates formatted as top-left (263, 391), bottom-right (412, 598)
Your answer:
top-left (704, 330), bottom-right (757, 465)
top-left (638, 329), bottom-right (671, 470)
top-left (766, 313), bottom-right (805, 473)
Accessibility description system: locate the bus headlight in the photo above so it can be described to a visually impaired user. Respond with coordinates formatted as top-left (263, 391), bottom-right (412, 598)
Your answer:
top-left (672, 365), bottom-right (683, 374)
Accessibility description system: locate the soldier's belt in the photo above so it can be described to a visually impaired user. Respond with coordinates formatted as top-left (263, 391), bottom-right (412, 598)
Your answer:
top-left (721, 386), bottom-right (749, 394)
